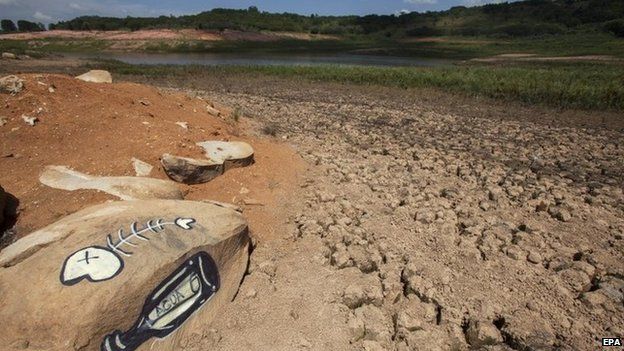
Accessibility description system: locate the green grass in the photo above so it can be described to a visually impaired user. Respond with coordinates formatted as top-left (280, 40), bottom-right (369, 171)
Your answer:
top-left (2, 32), bottom-right (622, 59)
top-left (90, 59), bottom-right (624, 111)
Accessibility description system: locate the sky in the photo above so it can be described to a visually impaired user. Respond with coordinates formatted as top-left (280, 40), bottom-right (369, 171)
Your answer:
top-left (0, 0), bottom-right (507, 24)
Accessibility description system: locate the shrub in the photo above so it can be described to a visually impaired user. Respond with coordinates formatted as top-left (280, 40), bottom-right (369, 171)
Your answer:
top-left (603, 19), bottom-right (624, 37)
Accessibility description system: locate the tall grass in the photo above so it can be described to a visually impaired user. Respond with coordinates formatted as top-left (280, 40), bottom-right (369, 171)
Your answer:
top-left (94, 60), bottom-right (624, 111)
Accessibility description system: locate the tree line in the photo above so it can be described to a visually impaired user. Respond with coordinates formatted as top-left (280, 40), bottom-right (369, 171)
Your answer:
top-left (4, 0), bottom-right (624, 38)
top-left (0, 19), bottom-right (46, 33)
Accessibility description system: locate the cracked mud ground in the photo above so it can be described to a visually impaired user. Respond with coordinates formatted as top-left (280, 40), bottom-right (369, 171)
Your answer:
top-left (158, 75), bottom-right (623, 351)
top-left (3, 63), bottom-right (623, 350)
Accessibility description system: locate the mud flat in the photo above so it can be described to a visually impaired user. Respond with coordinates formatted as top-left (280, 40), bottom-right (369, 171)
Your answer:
top-left (168, 73), bottom-right (624, 350)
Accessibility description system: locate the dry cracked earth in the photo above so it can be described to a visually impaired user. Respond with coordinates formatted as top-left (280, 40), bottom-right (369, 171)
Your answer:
top-left (156, 77), bottom-right (624, 351)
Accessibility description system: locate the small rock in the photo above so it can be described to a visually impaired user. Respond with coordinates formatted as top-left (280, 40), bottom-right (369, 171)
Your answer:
top-left (505, 246), bottom-right (524, 260)
top-left (21, 115), bottom-right (38, 126)
top-left (243, 198), bottom-right (264, 206)
top-left (175, 121), bottom-right (189, 130)
top-left (48, 86), bottom-right (55, 93)
top-left (396, 310), bottom-right (423, 332)
top-left (206, 105), bottom-right (221, 116)
top-left (0, 75), bottom-right (24, 94)
top-left (465, 319), bottom-right (503, 347)
top-left (0, 117), bottom-right (7, 126)
top-left (415, 210), bottom-right (435, 224)
top-left (75, 70), bottom-right (112, 83)
top-left (527, 251), bottom-right (542, 264)
top-left (138, 99), bottom-right (151, 106)
top-left (1, 52), bottom-right (17, 59)
top-left (549, 207), bottom-right (571, 222)
top-left (131, 157), bottom-right (153, 177)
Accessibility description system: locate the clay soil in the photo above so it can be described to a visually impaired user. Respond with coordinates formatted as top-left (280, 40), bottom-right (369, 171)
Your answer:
top-left (0, 74), bottom-right (305, 246)
top-left (1, 61), bottom-right (623, 351)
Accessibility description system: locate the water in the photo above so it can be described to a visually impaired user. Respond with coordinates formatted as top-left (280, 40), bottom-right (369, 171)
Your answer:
top-left (67, 52), bottom-right (452, 67)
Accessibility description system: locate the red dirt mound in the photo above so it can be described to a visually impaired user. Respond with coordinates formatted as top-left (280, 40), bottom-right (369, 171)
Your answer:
top-left (0, 73), bottom-right (304, 242)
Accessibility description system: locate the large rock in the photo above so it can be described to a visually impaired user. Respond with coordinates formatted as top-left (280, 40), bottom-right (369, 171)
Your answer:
top-left (196, 141), bottom-right (254, 171)
top-left (0, 75), bottom-right (24, 94)
top-left (76, 70), bottom-right (113, 84)
top-left (162, 141), bottom-right (254, 185)
top-left (0, 200), bottom-right (250, 351)
top-left (161, 154), bottom-right (223, 185)
top-left (40, 165), bottom-right (183, 200)
top-left (2, 52), bottom-right (17, 59)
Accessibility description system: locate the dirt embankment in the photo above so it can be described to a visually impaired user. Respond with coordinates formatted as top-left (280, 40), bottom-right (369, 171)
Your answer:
top-left (0, 74), bottom-right (304, 245)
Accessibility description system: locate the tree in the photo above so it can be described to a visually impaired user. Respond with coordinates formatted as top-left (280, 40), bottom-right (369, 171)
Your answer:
top-left (1, 19), bottom-right (17, 32)
top-left (604, 19), bottom-right (624, 37)
top-left (17, 20), bottom-right (44, 32)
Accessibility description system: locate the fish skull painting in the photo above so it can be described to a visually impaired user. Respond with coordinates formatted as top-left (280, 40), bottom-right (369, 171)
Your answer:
top-left (61, 246), bottom-right (124, 285)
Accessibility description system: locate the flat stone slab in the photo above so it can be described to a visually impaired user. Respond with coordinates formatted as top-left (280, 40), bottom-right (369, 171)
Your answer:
top-left (40, 165), bottom-right (183, 200)
top-left (196, 141), bottom-right (254, 171)
top-left (161, 153), bottom-right (223, 185)
top-left (162, 141), bottom-right (254, 185)
top-left (0, 200), bottom-right (250, 351)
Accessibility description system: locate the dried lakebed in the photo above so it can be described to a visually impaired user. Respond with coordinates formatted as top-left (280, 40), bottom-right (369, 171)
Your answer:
top-left (171, 80), bottom-right (624, 350)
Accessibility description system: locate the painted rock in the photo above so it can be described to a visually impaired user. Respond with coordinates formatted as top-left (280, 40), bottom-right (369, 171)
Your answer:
top-left (0, 200), bottom-right (250, 351)
top-left (75, 70), bottom-right (113, 84)
top-left (161, 153), bottom-right (223, 185)
top-left (40, 165), bottom-right (184, 200)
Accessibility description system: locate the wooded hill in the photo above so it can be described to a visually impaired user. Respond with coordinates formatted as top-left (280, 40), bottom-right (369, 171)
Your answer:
top-left (46, 0), bottom-right (624, 38)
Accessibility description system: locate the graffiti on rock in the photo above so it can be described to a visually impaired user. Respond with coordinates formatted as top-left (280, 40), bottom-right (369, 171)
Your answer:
top-left (60, 217), bottom-right (196, 286)
top-left (101, 251), bottom-right (219, 351)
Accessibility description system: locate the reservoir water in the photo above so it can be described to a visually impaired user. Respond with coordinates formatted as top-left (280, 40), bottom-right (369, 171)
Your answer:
top-left (67, 52), bottom-right (452, 67)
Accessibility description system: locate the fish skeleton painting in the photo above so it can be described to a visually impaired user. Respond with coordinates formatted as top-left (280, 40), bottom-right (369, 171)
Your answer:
top-left (60, 217), bottom-right (196, 285)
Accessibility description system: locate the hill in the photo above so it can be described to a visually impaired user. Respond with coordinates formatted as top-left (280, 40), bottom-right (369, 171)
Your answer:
top-left (45, 0), bottom-right (624, 38)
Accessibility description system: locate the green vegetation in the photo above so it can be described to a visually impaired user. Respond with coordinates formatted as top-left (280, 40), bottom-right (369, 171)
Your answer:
top-left (49, 0), bottom-right (624, 39)
top-left (1, 19), bottom-right (17, 32)
top-left (2, 32), bottom-right (623, 59)
top-left (91, 59), bottom-right (624, 111)
top-left (0, 19), bottom-right (45, 33)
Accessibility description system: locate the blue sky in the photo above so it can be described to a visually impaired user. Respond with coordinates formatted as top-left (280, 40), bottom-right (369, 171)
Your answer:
top-left (0, 0), bottom-right (507, 24)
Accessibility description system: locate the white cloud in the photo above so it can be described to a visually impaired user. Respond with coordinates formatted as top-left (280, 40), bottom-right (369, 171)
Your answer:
top-left (33, 11), bottom-right (53, 21)
top-left (463, 0), bottom-right (505, 5)
top-left (404, 0), bottom-right (438, 4)
top-left (0, 0), bottom-right (17, 5)
top-left (69, 3), bottom-right (84, 10)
